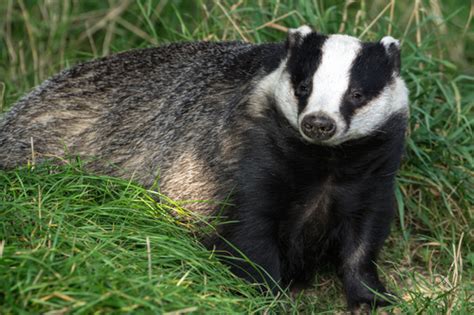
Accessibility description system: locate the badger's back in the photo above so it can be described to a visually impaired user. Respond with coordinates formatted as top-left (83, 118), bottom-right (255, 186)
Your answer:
top-left (0, 41), bottom-right (285, 210)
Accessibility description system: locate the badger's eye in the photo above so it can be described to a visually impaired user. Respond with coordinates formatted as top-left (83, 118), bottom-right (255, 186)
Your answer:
top-left (295, 82), bottom-right (310, 98)
top-left (350, 90), bottom-right (363, 101)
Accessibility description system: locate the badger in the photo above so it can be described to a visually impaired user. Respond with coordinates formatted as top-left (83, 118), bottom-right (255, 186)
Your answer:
top-left (0, 26), bottom-right (408, 310)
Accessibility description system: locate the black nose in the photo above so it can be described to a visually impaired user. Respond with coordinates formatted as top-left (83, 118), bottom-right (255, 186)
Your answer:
top-left (301, 114), bottom-right (337, 140)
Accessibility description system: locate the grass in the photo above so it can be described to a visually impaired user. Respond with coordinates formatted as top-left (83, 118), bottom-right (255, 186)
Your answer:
top-left (0, 163), bottom-right (294, 314)
top-left (0, 0), bottom-right (473, 314)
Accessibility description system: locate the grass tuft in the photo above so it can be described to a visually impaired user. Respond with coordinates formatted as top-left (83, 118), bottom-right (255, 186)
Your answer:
top-left (0, 162), bottom-right (296, 313)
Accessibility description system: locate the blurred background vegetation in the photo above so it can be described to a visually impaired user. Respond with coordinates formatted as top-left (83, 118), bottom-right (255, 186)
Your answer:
top-left (0, 0), bottom-right (472, 106)
top-left (0, 0), bottom-right (472, 314)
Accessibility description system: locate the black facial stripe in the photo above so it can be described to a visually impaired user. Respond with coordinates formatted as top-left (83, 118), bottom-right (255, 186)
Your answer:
top-left (286, 33), bottom-right (328, 114)
top-left (341, 42), bottom-right (397, 128)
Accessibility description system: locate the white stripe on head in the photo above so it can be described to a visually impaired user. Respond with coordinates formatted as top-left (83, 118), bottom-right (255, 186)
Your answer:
top-left (298, 35), bottom-right (362, 141)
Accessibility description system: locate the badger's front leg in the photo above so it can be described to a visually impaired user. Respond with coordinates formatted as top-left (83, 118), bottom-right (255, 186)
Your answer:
top-left (214, 143), bottom-right (290, 291)
top-left (216, 210), bottom-right (282, 289)
top-left (339, 190), bottom-right (397, 311)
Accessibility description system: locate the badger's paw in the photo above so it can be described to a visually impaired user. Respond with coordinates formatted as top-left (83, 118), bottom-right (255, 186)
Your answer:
top-left (345, 281), bottom-right (398, 313)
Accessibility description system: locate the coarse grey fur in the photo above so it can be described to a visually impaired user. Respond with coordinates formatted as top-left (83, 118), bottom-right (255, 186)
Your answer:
top-left (0, 41), bottom-right (274, 212)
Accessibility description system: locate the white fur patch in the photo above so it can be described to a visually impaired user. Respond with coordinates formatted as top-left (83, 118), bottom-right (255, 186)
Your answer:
top-left (299, 35), bottom-right (362, 143)
top-left (252, 59), bottom-right (300, 128)
top-left (288, 25), bottom-right (313, 38)
top-left (380, 36), bottom-right (400, 50)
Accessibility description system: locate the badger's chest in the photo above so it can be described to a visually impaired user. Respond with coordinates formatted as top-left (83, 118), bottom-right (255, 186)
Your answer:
top-left (276, 146), bottom-right (372, 285)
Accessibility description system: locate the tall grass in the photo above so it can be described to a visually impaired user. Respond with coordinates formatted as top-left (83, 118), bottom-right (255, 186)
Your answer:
top-left (1, 0), bottom-right (473, 314)
top-left (0, 163), bottom-right (296, 313)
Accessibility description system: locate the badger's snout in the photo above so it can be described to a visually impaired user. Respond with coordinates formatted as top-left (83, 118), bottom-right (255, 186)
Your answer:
top-left (301, 114), bottom-right (337, 141)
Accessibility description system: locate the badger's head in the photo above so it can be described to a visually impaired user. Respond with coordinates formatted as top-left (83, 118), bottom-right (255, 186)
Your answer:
top-left (272, 26), bottom-right (408, 145)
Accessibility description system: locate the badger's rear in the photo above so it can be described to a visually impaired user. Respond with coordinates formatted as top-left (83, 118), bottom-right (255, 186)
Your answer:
top-left (0, 41), bottom-right (285, 213)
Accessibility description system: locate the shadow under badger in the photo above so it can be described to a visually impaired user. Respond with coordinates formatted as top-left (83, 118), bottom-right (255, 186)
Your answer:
top-left (0, 26), bottom-right (408, 310)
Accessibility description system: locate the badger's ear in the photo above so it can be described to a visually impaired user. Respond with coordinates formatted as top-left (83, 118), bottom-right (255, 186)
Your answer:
top-left (287, 25), bottom-right (313, 49)
top-left (380, 36), bottom-right (401, 73)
